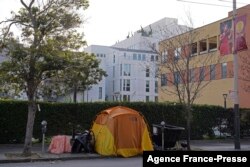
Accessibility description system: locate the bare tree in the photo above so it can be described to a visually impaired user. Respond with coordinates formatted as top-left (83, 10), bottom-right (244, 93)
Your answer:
top-left (149, 16), bottom-right (221, 150)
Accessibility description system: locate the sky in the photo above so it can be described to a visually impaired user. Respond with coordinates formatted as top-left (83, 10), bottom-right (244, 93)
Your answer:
top-left (1, 0), bottom-right (250, 46)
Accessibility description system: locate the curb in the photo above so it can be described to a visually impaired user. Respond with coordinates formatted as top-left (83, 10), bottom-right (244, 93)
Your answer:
top-left (0, 154), bottom-right (104, 164)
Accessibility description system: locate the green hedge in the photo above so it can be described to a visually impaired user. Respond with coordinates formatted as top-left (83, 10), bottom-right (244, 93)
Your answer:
top-left (0, 100), bottom-right (247, 144)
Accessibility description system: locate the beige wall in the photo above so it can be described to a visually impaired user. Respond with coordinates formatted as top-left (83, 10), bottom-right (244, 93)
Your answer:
top-left (158, 6), bottom-right (250, 108)
top-left (159, 79), bottom-right (234, 107)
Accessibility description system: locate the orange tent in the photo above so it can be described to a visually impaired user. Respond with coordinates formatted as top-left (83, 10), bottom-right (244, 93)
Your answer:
top-left (91, 106), bottom-right (153, 157)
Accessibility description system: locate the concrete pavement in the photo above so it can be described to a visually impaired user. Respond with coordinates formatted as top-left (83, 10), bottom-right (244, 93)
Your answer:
top-left (0, 144), bottom-right (102, 163)
top-left (0, 139), bottom-right (250, 163)
top-left (190, 138), bottom-right (250, 151)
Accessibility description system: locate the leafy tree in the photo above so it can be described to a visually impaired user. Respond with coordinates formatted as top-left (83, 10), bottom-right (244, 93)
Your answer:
top-left (0, 0), bottom-right (89, 155)
top-left (50, 52), bottom-right (107, 103)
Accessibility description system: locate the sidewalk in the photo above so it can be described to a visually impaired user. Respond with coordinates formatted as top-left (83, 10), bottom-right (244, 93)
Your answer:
top-left (190, 138), bottom-right (250, 151)
top-left (0, 139), bottom-right (250, 163)
top-left (0, 144), bottom-right (102, 163)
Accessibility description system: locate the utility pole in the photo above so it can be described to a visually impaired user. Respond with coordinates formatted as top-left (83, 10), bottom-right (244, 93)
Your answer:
top-left (232, 0), bottom-right (241, 150)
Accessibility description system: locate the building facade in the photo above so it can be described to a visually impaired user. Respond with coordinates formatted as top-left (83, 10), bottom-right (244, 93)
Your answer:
top-left (84, 45), bottom-right (158, 102)
top-left (158, 5), bottom-right (250, 108)
top-left (81, 17), bottom-right (189, 102)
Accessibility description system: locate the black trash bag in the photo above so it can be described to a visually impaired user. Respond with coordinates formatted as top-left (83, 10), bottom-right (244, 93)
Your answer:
top-left (71, 130), bottom-right (94, 153)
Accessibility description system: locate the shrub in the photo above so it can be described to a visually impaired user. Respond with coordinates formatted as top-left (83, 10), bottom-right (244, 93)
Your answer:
top-left (1, 100), bottom-right (246, 144)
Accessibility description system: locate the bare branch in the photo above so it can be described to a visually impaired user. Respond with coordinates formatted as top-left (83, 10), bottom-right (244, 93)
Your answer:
top-left (20, 0), bottom-right (29, 9)
top-left (29, 0), bottom-right (36, 8)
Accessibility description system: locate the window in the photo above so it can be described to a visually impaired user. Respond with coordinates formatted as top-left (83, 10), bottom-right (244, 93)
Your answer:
top-left (155, 55), bottom-right (159, 61)
top-left (210, 64), bottom-right (216, 80)
top-left (142, 54), bottom-right (146, 61)
top-left (189, 69), bottom-right (195, 82)
top-left (174, 72), bottom-right (180, 85)
top-left (113, 66), bottom-right (115, 78)
top-left (123, 64), bottom-right (131, 76)
top-left (199, 67), bottom-right (205, 81)
top-left (155, 96), bottom-right (158, 102)
top-left (146, 81), bottom-right (150, 92)
top-left (138, 54), bottom-right (142, 61)
top-left (174, 47), bottom-right (181, 60)
top-left (221, 63), bottom-right (227, 79)
top-left (191, 42), bottom-right (197, 55)
top-left (161, 74), bottom-right (167, 86)
top-left (113, 54), bottom-right (115, 63)
top-left (120, 64), bottom-right (122, 76)
top-left (161, 50), bottom-right (167, 63)
top-left (146, 67), bottom-right (150, 77)
top-left (155, 81), bottom-right (158, 93)
top-left (199, 39), bottom-right (207, 54)
top-left (151, 55), bottom-right (154, 61)
top-left (98, 87), bottom-right (102, 99)
top-left (123, 95), bottom-right (130, 102)
top-left (112, 80), bottom-right (115, 92)
top-left (208, 36), bottom-right (217, 51)
top-left (146, 96), bottom-right (150, 102)
top-left (120, 79), bottom-right (122, 91)
top-left (123, 79), bottom-right (130, 91)
top-left (133, 53), bottom-right (137, 60)
top-left (155, 68), bottom-right (159, 78)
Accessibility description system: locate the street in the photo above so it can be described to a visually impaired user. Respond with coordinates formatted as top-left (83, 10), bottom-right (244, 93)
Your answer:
top-left (0, 157), bottom-right (142, 167)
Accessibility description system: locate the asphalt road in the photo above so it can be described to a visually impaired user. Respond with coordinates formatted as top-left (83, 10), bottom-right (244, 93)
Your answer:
top-left (0, 157), bottom-right (143, 167)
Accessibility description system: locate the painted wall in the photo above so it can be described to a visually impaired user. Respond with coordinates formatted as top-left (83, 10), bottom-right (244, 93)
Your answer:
top-left (159, 5), bottom-right (250, 108)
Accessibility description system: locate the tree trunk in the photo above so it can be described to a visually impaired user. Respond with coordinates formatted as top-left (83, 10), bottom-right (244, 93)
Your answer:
top-left (23, 100), bottom-right (37, 156)
top-left (73, 85), bottom-right (77, 103)
top-left (72, 85), bottom-right (77, 139)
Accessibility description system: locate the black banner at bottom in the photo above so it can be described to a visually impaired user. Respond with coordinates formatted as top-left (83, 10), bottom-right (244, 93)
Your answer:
top-left (143, 151), bottom-right (250, 167)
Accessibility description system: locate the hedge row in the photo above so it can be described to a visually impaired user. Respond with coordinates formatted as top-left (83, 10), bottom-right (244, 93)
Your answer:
top-left (0, 100), bottom-right (249, 144)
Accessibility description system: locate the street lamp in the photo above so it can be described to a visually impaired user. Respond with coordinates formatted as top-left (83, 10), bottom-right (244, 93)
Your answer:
top-left (220, 94), bottom-right (228, 138)
top-left (223, 93), bottom-right (228, 109)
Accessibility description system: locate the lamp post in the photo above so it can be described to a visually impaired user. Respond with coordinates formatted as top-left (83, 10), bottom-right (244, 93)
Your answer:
top-left (160, 121), bottom-right (165, 151)
top-left (221, 94), bottom-right (228, 138)
top-left (223, 94), bottom-right (228, 109)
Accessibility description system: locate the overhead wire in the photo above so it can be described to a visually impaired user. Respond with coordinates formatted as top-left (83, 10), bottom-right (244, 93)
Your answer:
top-left (176, 0), bottom-right (231, 7)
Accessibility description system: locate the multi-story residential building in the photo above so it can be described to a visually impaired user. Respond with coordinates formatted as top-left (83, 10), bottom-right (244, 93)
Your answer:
top-left (83, 45), bottom-right (158, 102)
top-left (81, 17), bottom-right (189, 102)
top-left (106, 47), bottom-right (158, 102)
top-left (158, 5), bottom-right (250, 108)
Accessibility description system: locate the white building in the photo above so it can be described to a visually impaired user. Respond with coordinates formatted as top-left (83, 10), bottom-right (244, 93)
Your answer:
top-left (107, 47), bottom-right (158, 102)
top-left (113, 17), bottom-right (190, 50)
top-left (78, 17), bottom-right (189, 102)
top-left (82, 45), bottom-right (158, 102)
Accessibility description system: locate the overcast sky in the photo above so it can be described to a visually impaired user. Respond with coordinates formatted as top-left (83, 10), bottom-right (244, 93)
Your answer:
top-left (1, 0), bottom-right (249, 46)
